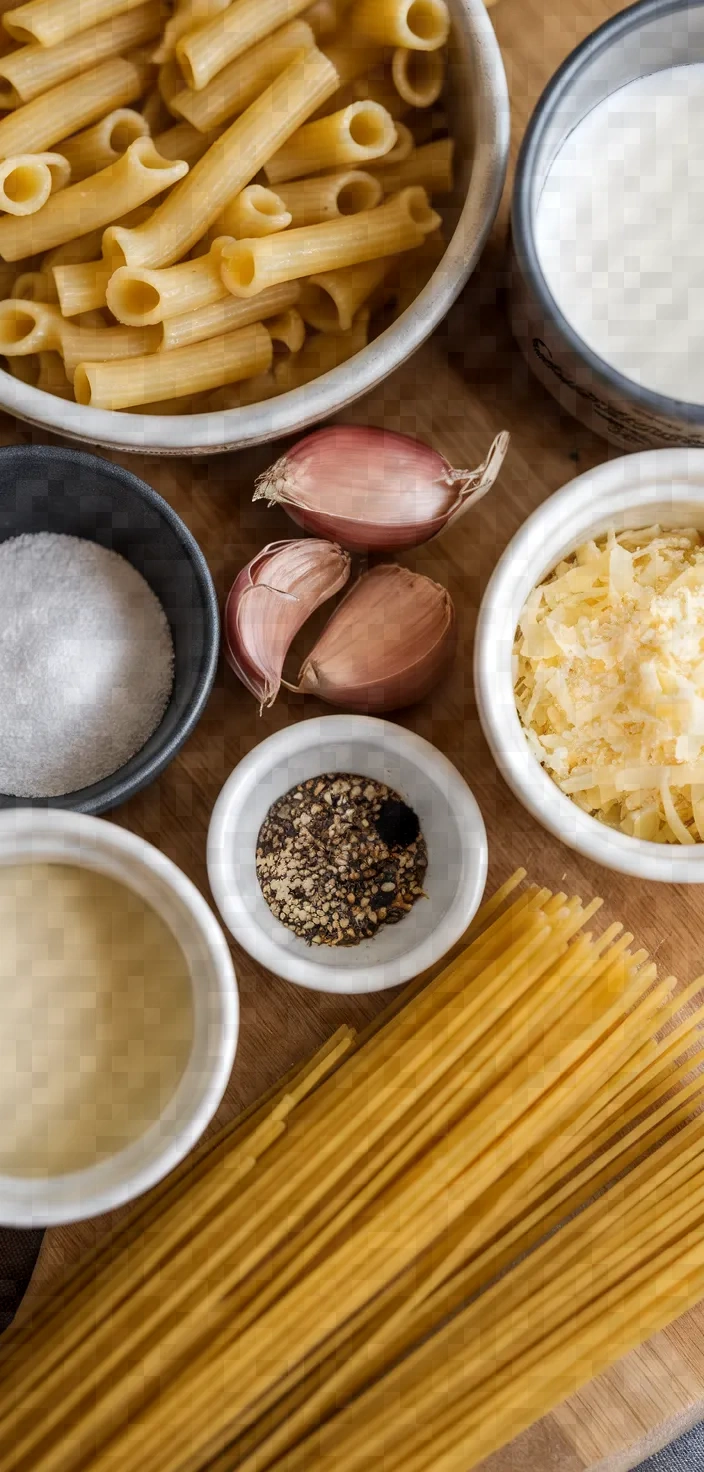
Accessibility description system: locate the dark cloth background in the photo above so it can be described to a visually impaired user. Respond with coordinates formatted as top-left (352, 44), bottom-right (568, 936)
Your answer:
top-left (638, 1428), bottom-right (704, 1470)
top-left (0, 1227), bottom-right (43, 1333)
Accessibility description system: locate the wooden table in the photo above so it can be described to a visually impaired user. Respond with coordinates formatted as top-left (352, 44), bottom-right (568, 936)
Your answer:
top-left (14, 1), bottom-right (704, 1466)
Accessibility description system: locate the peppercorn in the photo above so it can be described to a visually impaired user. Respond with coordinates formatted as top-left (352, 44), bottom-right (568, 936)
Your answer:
top-left (255, 773), bottom-right (427, 947)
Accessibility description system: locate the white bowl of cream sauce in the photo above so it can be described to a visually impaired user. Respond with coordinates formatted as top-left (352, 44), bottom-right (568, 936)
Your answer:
top-left (0, 809), bottom-right (238, 1226)
top-left (511, 0), bottom-right (704, 450)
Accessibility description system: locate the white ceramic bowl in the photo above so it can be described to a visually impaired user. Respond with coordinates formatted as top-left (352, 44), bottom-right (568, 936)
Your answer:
top-left (0, 810), bottom-right (238, 1226)
top-left (0, 0), bottom-right (509, 455)
top-left (475, 447), bottom-right (704, 883)
top-left (207, 715), bottom-right (488, 993)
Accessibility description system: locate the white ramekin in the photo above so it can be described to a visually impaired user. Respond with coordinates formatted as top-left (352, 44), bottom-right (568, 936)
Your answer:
top-left (207, 715), bottom-right (488, 993)
top-left (475, 447), bottom-right (704, 883)
top-left (0, 809), bottom-right (238, 1226)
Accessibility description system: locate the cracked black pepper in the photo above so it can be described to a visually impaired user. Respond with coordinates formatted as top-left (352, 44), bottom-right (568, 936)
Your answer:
top-left (255, 773), bottom-right (428, 947)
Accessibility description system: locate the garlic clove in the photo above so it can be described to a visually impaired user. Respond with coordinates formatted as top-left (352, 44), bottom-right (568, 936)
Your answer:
top-left (224, 539), bottom-right (351, 709)
top-left (439, 431), bottom-right (510, 532)
top-left (253, 426), bottom-right (509, 553)
top-left (297, 563), bottom-right (455, 713)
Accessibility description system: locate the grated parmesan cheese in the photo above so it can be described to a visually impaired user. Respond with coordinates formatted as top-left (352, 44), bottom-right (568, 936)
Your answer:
top-left (514, 526), bottom-right (704, 844)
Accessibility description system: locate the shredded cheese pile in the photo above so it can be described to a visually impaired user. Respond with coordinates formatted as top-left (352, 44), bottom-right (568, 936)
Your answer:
top-left (514, 526), bottom-right (704, 844)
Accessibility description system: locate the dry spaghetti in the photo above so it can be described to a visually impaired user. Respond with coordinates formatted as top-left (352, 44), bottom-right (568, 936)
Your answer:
top-left (2, 871), bottom-right (704, 1472)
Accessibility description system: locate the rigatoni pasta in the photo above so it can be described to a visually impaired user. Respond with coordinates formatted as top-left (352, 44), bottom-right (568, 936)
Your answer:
top-left (36, 349), bottom-right (73, 396)
top-left (299, 255), bottom-right (396, 330)
top-left (175, 0), bottom-right (315, 92)
top-left (264, 100), bottom-right (397, 184)
top-left (274, 168), bottom-right (382, 227)
top-left (304, 0), bottom-right (341, 38)
top-left (0, 55), bottom-right (146, 159)
top-left (153, 121), bottom-right (218, 165)
top-left (107, 237), bottom-right (233, 325)
top-left (378, 118), bottom-right (414, 163)
top-left (0, 2), bottom-right (162, 109)
top-left (0, 0), bottom-right (33, 18)
top-left (0, 153), bottom-right (68, 216)
top-left (141, 86), bottom-right (170, 136)
top-left (213, 185), bottom-right (291, 240)
top-left (6, 351), bottom-right (39, 385)
top-left (171, 19), bottom-right (316, 134)
top-left (267, 304), bottom-right (305, 353)
top-left (43, 204), bottom-right (152, 271)
top-left (220, 186), bottom-right (439, 296)
top-left (52, 258), bottom-right (114, 316)
top-left (391, 225), bottom-right (447, 312)
top-left (12, 267), bottom-right (59, 300)
top-left (153, 0), bottom-right (231, 64)
top-left (7, 347), bottom-right (73, 395)
top-left (350, 0), bottom-right (450, 49)
top-left (104, 47), bottom-right (340, 270)
top-left (275, 304), bottom-right (369, 387)
top-left (157, 56), bottom-right (185, 115)
top-left (59, 110), bottom-right (149, 183)
top-left (371, 136), bottom-right (454, 195)
top-left (0, 139), bottom-right (188, 260)
top-left (0, 297), bottom-right (160, 375)
top-left (0, 0), bottom-right (456, 414)
top-left (210, 367), bottom-right (280, 408)
top-left (159, 280), bottom-right (300, 351)
top-left (73, 321), bottom-right (273, 408)
top-left (3, 0), bottom-right (150, 47)
top-left (59, 321), bottom-right (160, 378)
top-left (322, 36), bottom-right (385, 87)
top-left (350, 68), bottom-right (410, 119)
top-left (392, 44), bottom-right (445, 106)
top-left (0, 259), bottom-right (21, 298)
top-left (0, 0), bottom-right (16, 48)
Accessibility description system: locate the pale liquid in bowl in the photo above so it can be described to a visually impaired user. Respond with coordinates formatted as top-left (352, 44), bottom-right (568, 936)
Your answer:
top-left (0, 863), bottom-right (193, 1176)
top-left (534, 63), bottom-right (704, 404)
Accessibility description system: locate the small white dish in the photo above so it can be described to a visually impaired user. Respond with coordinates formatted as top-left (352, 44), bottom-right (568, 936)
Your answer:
top-left (207, 715), bottom-right (488, 993)
top-left (0, 809), bottom-right (238, 1226)
top-left (475, 446), bottom-right (704, 882)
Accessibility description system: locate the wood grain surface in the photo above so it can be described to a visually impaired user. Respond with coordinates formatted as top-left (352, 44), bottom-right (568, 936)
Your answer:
top-left (11, 1), bottom-right (704, 1467)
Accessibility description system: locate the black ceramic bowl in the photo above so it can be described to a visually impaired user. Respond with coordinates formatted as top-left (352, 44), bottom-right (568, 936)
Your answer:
top-left (0, 445), bottom-right (219, 814)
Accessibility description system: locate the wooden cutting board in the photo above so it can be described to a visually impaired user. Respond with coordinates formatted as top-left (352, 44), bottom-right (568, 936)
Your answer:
top-left (11, 1), bottom-right (704, 1467)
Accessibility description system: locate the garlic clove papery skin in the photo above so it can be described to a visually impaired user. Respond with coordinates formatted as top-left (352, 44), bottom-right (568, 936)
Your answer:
top-left (297, 563), bottom-right (455, 713)
top-left (224, 539), bottom-right (351, 709)
top-left (253, 427), bottom-right (509, 553)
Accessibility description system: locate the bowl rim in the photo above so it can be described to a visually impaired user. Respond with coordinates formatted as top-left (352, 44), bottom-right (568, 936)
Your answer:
top-left (0, 809), bottom-right (238, 1226)
top-left (474, 446), bottom-right (704, 882)
top-left (0, 443), bottom-right (220, 814)
top-left (0, 0), bottom-right (510, 455)
top-left (512, 0), bottom-right (704, 423)
top-left (206, 714), bottom-right (489, 993)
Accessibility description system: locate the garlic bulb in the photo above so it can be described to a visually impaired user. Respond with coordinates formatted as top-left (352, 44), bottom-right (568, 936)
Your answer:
top-left (296, 563), bottom-right (455, 712)
top-left (253, 426), bottom-right (509, 553)
top-left (224, 539), bottom-right (350, 709)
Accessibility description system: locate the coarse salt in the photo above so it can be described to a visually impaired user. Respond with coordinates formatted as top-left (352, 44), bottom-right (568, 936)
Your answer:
top-left (0, 532), bottom-right (174, 798)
